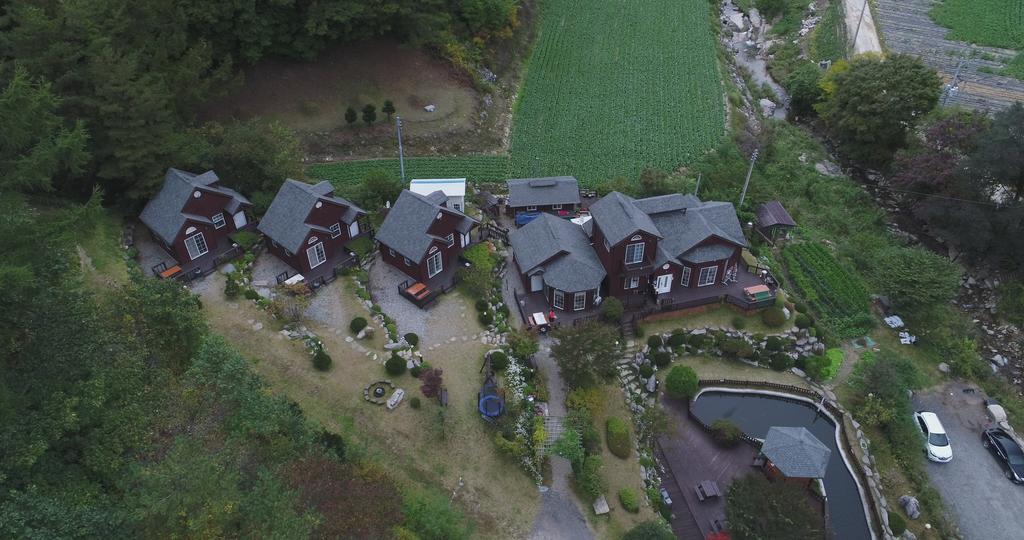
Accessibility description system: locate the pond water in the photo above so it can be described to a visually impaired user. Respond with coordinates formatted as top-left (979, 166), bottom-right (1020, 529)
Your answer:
top-left (692, 390), bottom-right (872, 540)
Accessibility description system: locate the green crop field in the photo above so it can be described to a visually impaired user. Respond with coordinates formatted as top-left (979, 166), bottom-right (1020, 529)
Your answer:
top-left (931, 0), bottom-right (1024, 50)
top-left (782, 243), bottom-right (874, 339)
top-left (308, 155), bottom-right (511, 187)
top-left (507, 0), bottom-right (725, 186)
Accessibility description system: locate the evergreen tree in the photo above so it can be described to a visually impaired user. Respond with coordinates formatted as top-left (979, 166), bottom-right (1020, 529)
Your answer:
top-left (382, 99), bottom-right (396, 121)
top-left (362, 103), bottom-right (377, 126)
top-left (345, 106), bottom-right (358, 125)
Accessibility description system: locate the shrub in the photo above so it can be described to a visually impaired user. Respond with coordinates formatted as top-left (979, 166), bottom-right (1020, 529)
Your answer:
top-left (665, 365), bottom-right (699, 399)
top-left (224, 276), bottom-right (240, 299)
top-left (769, 352), bottom-right (794, 371)
top-left (737, 342), bottom-right (755, 359)
top-left (647, 335), bottom-right (663, 349)
top-left (404, 332), bottom-right (419, 347)
top-left (618, 488), bottom-right (640, 513)
top-left (313, 348), bottom-right (333, 371)
top-left (731, 315), bottom-right (747, 330)
top-left (244, 289), bottom-right (260, 301)
top-left (721, 338), bottom-right (743, 357)
top-left (888, 510), bottom-right (907, 536)
top-left (385, 354), bottom-right (406, 376)
top-left (230, 230), bottom-right (261, 251)
top-left (577, 455), bottom-right (606, 501)
top-left (667, 331), bottom-right (687, 348)
top-left (794, 313), bottom-right (813, 329)
top-left (402, 490), bottom-right (472, 540)
top-left (410, 365), bottom-right (423, 378)
top-left (651, 351), bottom-right (671, 368)
top-left (475, 299), bottom-right (488, 312)
top-left (710, 419), bottom-right (743, 447)
top-left (761, 307), bottom-right (787, 328)
top-left (386, 323), bottom-right (398, 337)
top-left (765, 335), bottom-right (783, 351)
top-left (639, 364), bottom-right (654, 379)
top-left (688, 333), bottom-right (710, 349)
top-left (410, 397), bottom-right (421, 409)
top-left (606, 417), bottom-right (632, 459)
top-left (350, 317), bottom-right (368, 333)
top-left (566, 388), bottom-right (605, 416)
top-left (600, 297), bottom-right (624, 322)
top-left (478, 312), bottom-right (493, 325)
top-left (623, 521), bottom-right (674, 540)
top-left (488, 350), bottom-right (509, 371)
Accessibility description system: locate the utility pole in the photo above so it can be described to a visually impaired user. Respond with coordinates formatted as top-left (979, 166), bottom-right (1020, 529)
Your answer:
top-left (396, 115), bottom-right (406, 183)
top-left (694, 172), bottom-right (702, 197)
top-left (849, 0), bottom-right (869, 59)
top-left (738, 149), bottom-right (759, 208)
top-left (942, 57), bottom-right (966, 106)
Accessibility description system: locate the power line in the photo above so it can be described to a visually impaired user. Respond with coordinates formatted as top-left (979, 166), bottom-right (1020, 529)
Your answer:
top-left (866, 183), bottom-right (1013, 207)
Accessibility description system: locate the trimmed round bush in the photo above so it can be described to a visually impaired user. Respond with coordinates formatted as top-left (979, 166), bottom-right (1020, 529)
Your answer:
top-left (313, 349), bottom-right (333, 371)
top-left (793, 300), bottom-right (808, 314)
top-left (720, 338), bottom-right (743, 357)
top-left (639, 364), bottom-right (655, 379)
top-left (410, 397), bottom-right (421, 409)
top-left (761, 307), bottom-right (787, 328)
top-left (600, 297), bottom-right (624, 322)
top-left (350, 316), bottom-right (368, 333)
top-left (667, 331), bottom-right (687, 348)
top-left (404, 332), bottom-right (419, 346)
top-left (385, 354), bottom-right (406, 376)
top-left (478, 312), bottom-right (494, 325)
top-left (618, 488), bottom-right (640, 513)
top-left (647, 335), bottom-right (663, 349)
top-left (410, 365), bottom-right (423, 378)
top-left (710, 419), bottom-right (743, 447)
top-left (475, 299), bottom-right (488, 312)
top-left (606, 417), bottom-right (632, 459)
top-left (652, 350), bottom-right (671, 368)
top-left (737, 342), bottom-right (755, 359)
top-left (794, 313), bottom-right (813, 329)
top-left (769, 352), bottom-right (794, 372)
top-left (765, 335), bottom-right (783, 351)
top-left (731, 315), bottom-right (747, 330)
top-left (488, 350), bottom-right (509, 371)
top-left (497, 304), bottom-right (510, 317)
top-left (665, 365), bottom-right (699, 400)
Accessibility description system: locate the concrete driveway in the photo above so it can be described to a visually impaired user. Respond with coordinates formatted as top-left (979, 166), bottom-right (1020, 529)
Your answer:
top-left (912, 383), bottom-right (1024, 539)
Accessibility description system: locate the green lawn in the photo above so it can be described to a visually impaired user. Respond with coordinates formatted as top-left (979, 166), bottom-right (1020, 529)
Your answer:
top-left (931, 0), bottom-right (1024, 50)
top-left (308, 155), bottom-right (511, 187)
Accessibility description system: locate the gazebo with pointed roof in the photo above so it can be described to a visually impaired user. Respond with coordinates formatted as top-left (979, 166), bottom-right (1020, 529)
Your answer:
top-left (760, 426), bottom-right (831, 481)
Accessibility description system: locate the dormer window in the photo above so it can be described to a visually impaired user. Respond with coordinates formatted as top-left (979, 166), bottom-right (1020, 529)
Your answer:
top-left (444, 233), bottom-right (454, 247)
top-left (329, 223), bottom-right (342, 238)
top-left (624, 242), bottom-right (645, 265)
top-left (212, 213), bottom-right (226, 229)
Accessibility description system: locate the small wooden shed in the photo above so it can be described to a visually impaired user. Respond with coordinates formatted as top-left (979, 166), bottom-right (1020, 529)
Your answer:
top-left (755, 200), bottom-right (796, 240)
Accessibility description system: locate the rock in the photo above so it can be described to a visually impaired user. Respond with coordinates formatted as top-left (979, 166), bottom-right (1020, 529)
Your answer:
top-left (899, 495), bottom-right (921, 520)
top-left (791, 367), bottom-right (806, 378)
top-left (645, 376), bottom-right (657, 393)
top-left (937, 362), bottom-right (950, 374)
top-left (690, 328), bottom-right (707, 335)
top-left (345, 336), bottom-right (354, 343)
top-left (727, 12), bottom-right (746, 31)
top-left (255, 287), bottom-right (272, 299)
top-left (758, 98), bottom-right (776, 117)
top-left (994, 354), bottom-right (1008, 367)
top-left (423, 104), bottom-right (436, 112)
top-left (782, 306), bottom-right (791, 320)
top-left (748, 8), bottom-right (762, 28)
top-left (901, 531), bottom-right (917, 540)
top-left (252, 322), bottom-right (263, 331)
top-left (220, 263), bottom-right (236, 274)
top-left (356, 328), bottom-right (366, 340)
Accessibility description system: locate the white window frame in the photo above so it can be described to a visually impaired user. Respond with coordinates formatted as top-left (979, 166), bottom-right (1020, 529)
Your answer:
top-left (348, 220), bottom-right (360, 238)
top-left (389, 248), bottom-right (396, 257)
top-left (553, 289), bottom-right (565, 310)
top-left (427, 251), bottom-right (443, 278)
top-left (212, 213), bottom-right (226, 229)
top-left (698, 266), bottom-right (718, 287)
top-left (404, 257), bottom-right (412, 266)
top-left (526, 205), bottom-right (537, 212)
top-left (552, 203), bottom-right (562, 210)
top-left (681, 266), bottom-right (691, 287)
top-left (453, 202), bottom-right (462, 212)
top-left (573, 291), bottom-right (586, 311)
top-left (444, 233), bottom-right (454, 247)
top-left (624, 242), bottom-right (645, 265)
top-left (306, 242), bottom-right (327, 269)
top-left (184, 232), bottom-right (209, 260)
top-left (625, 276), bottom-right (640, 289)
top-left (329, 223), bottom-right (342, 239)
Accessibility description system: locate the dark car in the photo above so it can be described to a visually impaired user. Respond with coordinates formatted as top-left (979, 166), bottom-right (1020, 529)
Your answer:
top-left (982, 427), bottom-right (1024, 483)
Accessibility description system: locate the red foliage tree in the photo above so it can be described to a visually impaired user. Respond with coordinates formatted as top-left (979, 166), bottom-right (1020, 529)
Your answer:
top-left (419, 368), bottom-right (444, 398)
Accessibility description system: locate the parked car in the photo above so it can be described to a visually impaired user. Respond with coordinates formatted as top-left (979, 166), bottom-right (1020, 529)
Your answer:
top-left (659, 487), bottom-right (673, 508)
top-left (982, 427), bottom-right (1024, 483)
top-left (914, 411), bottom-right (952, 462)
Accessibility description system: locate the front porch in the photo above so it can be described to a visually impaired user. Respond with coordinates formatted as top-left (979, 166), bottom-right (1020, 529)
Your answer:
top-left (139, 227), bottom-right (248, 284)
top-left (650, 265), bottom-right (777, 313)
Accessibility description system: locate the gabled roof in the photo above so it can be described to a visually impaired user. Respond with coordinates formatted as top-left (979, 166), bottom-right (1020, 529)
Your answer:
top-left (632, 193), bottom-right (701, 214)
top-left (760, 427), bottom-right (831, 479)
top-left (258, 179), bottom-right (365, 253)
top-left (409, 178), bottom-right (466, 198)
top-left (140, 168), bottom-right (251, 244)
top-left (756, 200), bottom-right (797, 228)
top-left (589, 191), bottom-right (661, 246)
top-left (376, 189), bottom-right (478, 262)
top-left (510, 213), bottom-right (605, 293)
top-left (507, 176), bottom-right (581, 208)
top-left (647, 199), bottom-right (747, 260)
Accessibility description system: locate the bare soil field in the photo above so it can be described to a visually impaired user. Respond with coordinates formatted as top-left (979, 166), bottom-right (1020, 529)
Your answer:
top-left (874, 0), bottom-right (1024, 110)
top-left (199, 39), bottom-right (509, 160)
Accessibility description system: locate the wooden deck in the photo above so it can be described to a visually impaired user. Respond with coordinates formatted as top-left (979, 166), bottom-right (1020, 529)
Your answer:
top-left (658, 395), bottom-right (759, 539)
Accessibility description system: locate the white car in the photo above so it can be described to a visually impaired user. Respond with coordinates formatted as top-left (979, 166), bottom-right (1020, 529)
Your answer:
top-left (915, 411), bottom-right (953, 462)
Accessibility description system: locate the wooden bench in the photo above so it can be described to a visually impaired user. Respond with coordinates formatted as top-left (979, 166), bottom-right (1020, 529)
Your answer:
top-left (159, 265), bottom-right (182, 279)
top-left (695, 480), bottom-right (722, 501)
top-left (405, 282), bottom-right (430, 300)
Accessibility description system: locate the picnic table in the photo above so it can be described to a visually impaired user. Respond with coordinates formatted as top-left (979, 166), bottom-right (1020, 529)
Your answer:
top-left (695, 480), bottom-right (722, 501)
top-left (530, 312), bottom-right (551, 333)
top-left (405, 282), bottom-right (431, 301)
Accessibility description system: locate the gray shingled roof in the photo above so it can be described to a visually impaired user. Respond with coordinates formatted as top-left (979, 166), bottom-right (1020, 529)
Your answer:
top-left (140, 168), bottom-right (250, 244)
top-left (507, 176), bottom-right (581, 208)
top-left (257, 179), bottom-right (365, 253)
top-left (509, 213), bottom-right (605, 293)
top-left (647, 200), bottom-right (746, 261)
top-left (632, 193), bottom-right (701, 214)
top-left (760, 427), bottom-right (831, 478)
top-left (756, 200), bottom-right (797, 228)
top-left (376, 189), bottom-right (478, 262)
top-left (589, 191), bottom-right (661, 246)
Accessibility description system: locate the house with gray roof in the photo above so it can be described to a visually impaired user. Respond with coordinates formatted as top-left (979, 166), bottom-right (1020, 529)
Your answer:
top-left (376, 189), bottom-right (478, 285)
top-left (509, 213), bottom-right (607, 313)
top-left (258, 179), bottom-right (368, 284)
top-left (139, 168), bottom-right (254, 278)
top-left (506, 176), bottom-right (581, 220)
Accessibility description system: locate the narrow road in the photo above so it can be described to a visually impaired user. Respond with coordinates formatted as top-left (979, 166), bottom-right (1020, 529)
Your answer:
top-left (528, 337), bottom-right (595, 540)
top-left (843, 0), bottom-right (882, 55)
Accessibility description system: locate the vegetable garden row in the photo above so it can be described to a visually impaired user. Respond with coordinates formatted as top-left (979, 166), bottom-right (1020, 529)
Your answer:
top-left (782, 243), bottom-right (873, 339)
top-left (308, 155), bottom-right (511, 187)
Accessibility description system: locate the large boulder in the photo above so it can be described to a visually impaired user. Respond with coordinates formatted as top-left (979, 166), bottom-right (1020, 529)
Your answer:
top-left (898, 495), bottom-right (921, 520)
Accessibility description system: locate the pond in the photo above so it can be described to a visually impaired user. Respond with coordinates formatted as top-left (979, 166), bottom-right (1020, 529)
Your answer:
top-left (692, 390), bottom-right (872, 540)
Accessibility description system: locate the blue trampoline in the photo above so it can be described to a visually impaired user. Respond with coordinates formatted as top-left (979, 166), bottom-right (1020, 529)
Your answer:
top-left (478, 379), bottom-right (505, 418)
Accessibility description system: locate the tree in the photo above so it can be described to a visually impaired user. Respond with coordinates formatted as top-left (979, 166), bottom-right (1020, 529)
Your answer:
top-left (600, 297), bottom-right (624, 323)
top-left (784, 63), bottom-right (823, 118)
top-left (868, 245), bottom-right (962, 313)
top-left (401, 489), bottom-right (472, 540)
top-left (966, 102), bottom-right (1024, 201)
top-left (577, 455), bottom-right (607, 501)
top-left (382, 99), bottom-right (396, 121)
top-left (362, 103), bottom-right (377, 125)
top-left (664, 365), bottom-right (698, 400)
top-left (345, 106), bottom-right (358, 125)
top-left (552, 427), bottom-right (585, 470)
top-left (357, 168), bottom-right (404, 209)
top-left (755, 0), bottom-right (789, 19)
top-left (725, 474), bottom-right (823, 540)
top-left (459, 0), bottom-right (516, 34)
top-left (892, 111), bottom-right (987, 198)
top-left (551, 322), bottom-right (621, 389)
top-left (420, 368), bottom-right (444, 398)
top-left (623, 521), bottom-right (675, 540)
top-left (819, 54), bottom-right (941, 164)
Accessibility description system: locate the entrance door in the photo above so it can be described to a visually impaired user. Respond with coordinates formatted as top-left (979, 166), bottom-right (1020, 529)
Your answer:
top-left (232, 211), bottom-right (247, 229)
top-left (654, 273), bottom-right (672, 294)
top-left (530, 274), bottom-right (543, 292)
